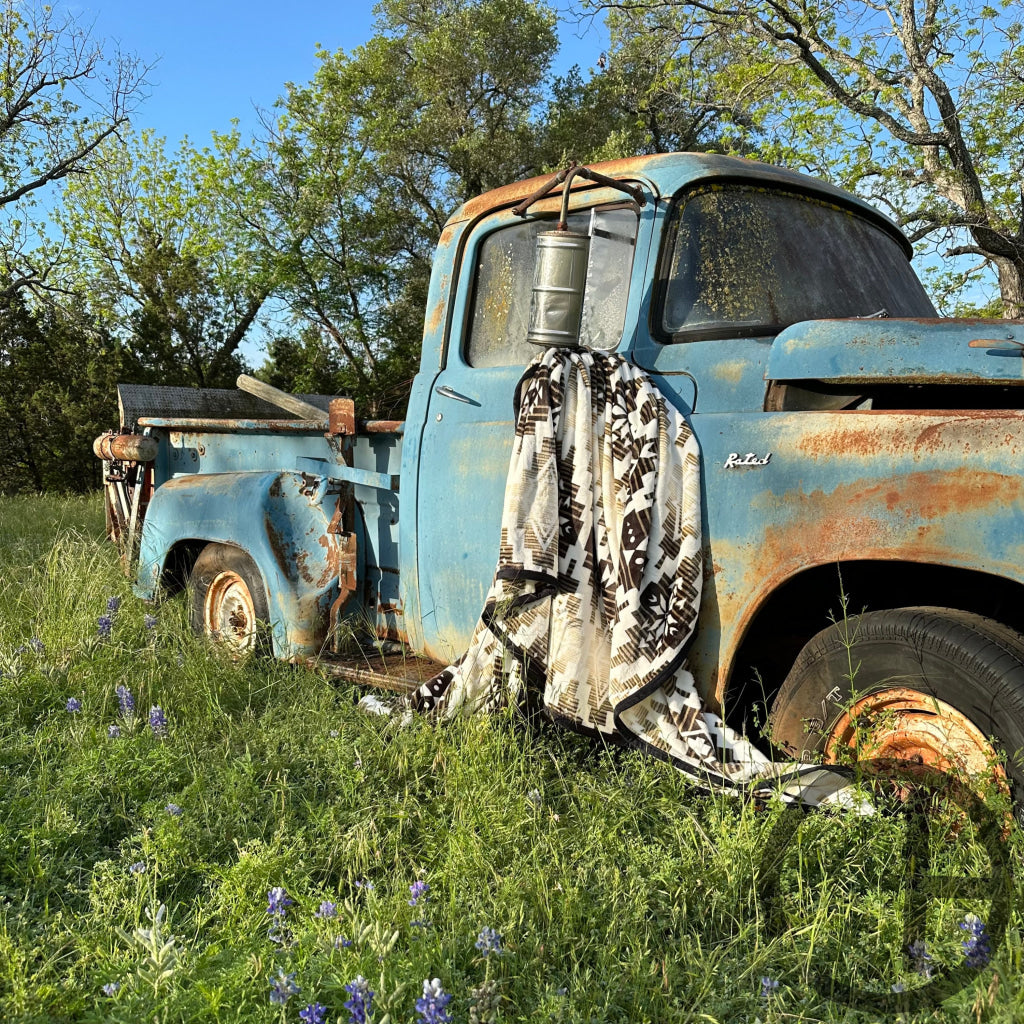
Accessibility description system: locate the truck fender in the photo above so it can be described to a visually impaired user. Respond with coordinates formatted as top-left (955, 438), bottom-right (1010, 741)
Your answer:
top-left (134, 471), bottom-right (341, 658)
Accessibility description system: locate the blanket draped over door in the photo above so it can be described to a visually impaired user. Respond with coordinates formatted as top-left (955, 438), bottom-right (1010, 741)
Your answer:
top-left (412, 348), bottom-right (855, 805)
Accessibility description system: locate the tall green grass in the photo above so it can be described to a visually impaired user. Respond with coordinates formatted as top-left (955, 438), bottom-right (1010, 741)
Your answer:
top-left (1, 494), bottom-right (1022, 1023)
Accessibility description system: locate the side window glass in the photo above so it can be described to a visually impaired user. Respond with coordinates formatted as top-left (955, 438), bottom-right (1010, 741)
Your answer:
top-left (465, 204), bottom-right (638, 368)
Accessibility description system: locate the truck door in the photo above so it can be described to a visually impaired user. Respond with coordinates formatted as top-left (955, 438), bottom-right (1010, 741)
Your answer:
top-left (414, 196), bottom-right (648, 663)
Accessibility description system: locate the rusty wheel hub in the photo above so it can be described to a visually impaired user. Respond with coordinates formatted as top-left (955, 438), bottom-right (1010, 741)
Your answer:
top-left (204, 570), bottom-right (257, 652)
top-left (824, 686), bottom-right (1007, 794)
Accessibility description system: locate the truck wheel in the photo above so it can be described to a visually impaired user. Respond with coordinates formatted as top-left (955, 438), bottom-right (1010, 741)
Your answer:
top-left (190, 543), bottom-right (270, 654)
top-left (767, 607), bottom-right (1024, 804)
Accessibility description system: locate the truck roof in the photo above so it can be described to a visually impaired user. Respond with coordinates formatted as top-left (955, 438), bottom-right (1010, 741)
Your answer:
top-left (447, 152), bottom-right (912, 257)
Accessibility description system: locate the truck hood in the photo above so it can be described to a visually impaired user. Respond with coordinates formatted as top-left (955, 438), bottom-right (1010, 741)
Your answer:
top-left (767, 318), bottom-right (1024, 386)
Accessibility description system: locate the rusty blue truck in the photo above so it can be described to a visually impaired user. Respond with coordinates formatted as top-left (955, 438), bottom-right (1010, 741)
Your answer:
top-left (96, 152), bottom-right (1024, 797)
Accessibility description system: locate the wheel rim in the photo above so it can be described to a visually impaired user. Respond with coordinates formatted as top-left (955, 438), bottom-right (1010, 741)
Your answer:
top-left (204, 570), bottom-right (257, 651)
top-left (824, 686), bottom-right (1007, 793)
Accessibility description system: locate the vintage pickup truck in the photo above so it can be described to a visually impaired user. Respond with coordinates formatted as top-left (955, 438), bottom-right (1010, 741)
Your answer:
top-left (96, 152), bottom-right (1024, 797)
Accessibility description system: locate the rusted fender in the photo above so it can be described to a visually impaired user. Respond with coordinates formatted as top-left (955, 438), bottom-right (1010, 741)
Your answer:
top-left (135, 471), bottom-right (345, 659)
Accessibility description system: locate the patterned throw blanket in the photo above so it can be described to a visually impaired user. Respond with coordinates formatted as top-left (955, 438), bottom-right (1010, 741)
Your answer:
top-left (412, 348), bottom-right (856, 806)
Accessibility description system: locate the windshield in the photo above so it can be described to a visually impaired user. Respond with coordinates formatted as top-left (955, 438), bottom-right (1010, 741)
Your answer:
top-left (661, 185), bottom-right (936, 337)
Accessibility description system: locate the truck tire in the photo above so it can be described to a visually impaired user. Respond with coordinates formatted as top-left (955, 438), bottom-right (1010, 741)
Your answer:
top-left (189, 542), bottom-right (270, 654)
top-left (767, 607), bottom-right (1024, 805)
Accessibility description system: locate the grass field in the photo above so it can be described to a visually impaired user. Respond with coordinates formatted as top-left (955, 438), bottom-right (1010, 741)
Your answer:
top-left (1, 493), bottom-right (1022, 1023)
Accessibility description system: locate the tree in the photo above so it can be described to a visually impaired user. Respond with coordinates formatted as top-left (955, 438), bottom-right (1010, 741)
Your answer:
top-left (587, 0), bottom-right (1024, 315)
top-left (0, 293), bottom-right (123, 493)
top-left (0, 0), bottom-right (148, 298)
top-left (255, 0), bottom-right (560, 416)
top-left (56, 129), bottom-right (270, 388)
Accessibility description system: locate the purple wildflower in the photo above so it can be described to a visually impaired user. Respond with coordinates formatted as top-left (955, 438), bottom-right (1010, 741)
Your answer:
top-left (165, 803), bottom-right (182, 816)
top-left (148, 705), bottom-right (168, 737)
top-left (108, 724), bottom-right (120, 738)
top-left (343, 975), bottom-right (374, 1024)
top-left (334, 935), bottom-right (353, 949)
top-left (415, 977), bottom-right (452, 1024)
top-left (300, 1004), bottom-right (327, 1024)
top-left (107, 596), bottom-right (121, 614)
top-left (960, 914), bottom-right (992, 968)
top-left (66, 697), bottom-right (82, 713)
top-left (408, 880), bottom-right (429, 906)
top-left (475, 925), bottom-right (503, 955)
top-left (269, 967), bottom-right (300, 1005)
top-left (129, 861), bottom-right (146, 874)
top-left (144, 614), bottom-right (158, 631)
top-left (354, 879), bottom-right (374, 891)
top-left (101, 981), bottom-right (120, 997)
top-left (267, 886), bottom-right (294, 917)
top-left (314, 900), bottom-right (337, 919)
top-left (97, 615), bottom-right (113, 638)
top-left (116, 684), bottom-right (135, 718)
top-left (760, 976), bottom-right (779, 999)
top-left (29, 637), bottom-right (45, 654)
top-left (907, 939), bottom-right (933, 979)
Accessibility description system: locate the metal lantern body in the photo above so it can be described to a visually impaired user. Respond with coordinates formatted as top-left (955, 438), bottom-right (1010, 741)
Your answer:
top-left (527, 229), bottom-right (591, 348)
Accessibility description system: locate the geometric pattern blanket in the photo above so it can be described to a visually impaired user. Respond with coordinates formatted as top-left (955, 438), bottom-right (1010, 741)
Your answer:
top-left (410, 348), bottom-right (858, 807)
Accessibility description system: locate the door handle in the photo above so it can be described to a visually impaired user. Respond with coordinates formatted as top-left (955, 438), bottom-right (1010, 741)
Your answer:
top-left (434, 384), bottom-right (478, 405)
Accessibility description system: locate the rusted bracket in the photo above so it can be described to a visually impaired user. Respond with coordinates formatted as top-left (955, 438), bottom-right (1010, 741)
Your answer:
top-left (512, 161), bottom-right (646, 225)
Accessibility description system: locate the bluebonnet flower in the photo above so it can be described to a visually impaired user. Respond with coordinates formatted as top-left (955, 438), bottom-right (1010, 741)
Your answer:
top-left (116, 684), bottom-right (135, 718)
top-left (144, 614), bottom-right (158, 631)
top-left (165, 803), bottom-right (182, 816)
top-left (314, 900), bottom-right (337, 919)
top-left (354, 879), bottom-right (374, 891)
top-left (267, 886), bottom-right (294, 917)
top-left (268, 967), bottom-right (300, 1005)
top-left (101, 981), bottom-right (120, 996)
top-left (29, 637), bottom-right (45, 654)
top-left (960, 914), bottom-right (992, 968)
top-left (335, 935), bottom-right (353, 949)
top-left (149, 705), bottom-right (168, 737)
top-left (907, 939), bottom-right (933, 979)
top-left (343, 975), bottom-right (374, 1024)
top-left (108, 724), bottom-right (121, 738)
top-left (475, 926), bottom-right (503, 956)
top-left (527, 788), bottom-right (542, 807)
top-left (66, 697), bottom-right (82, 713)
top-left (891, 981), bottom-right (907, 993)
top-left (300, 1004), bottom-right (327, 1024)
top-left (415, 977), bottom-right (452, 1024)
top-left (760, 976), bottom-right (779, 999)
top-left (97, 615), bottom-right (113, 638)
top-left (129, 861), bottom-right (146, 874)
top-left (408, 880), bottom-right (429, 906)
top-left (107, 596), bottom-right (121, 614)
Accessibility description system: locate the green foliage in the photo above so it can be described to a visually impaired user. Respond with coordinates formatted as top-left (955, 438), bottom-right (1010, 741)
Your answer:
top-left (255, 0), bottom-right (560, 417)
top-left (0, 294), bottom-right (122, 494)
top-left (1, 496), bottom-right (1024, 1022)
top-left (56, 129), bottom-right (269, 388)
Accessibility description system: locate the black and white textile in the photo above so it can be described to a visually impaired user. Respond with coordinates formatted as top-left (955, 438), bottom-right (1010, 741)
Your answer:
top-left (411, 348), bottom-right (858, 807)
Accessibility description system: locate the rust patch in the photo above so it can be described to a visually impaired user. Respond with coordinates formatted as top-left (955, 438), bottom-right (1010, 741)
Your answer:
top-left (454, 156), bottom-right (660, 224)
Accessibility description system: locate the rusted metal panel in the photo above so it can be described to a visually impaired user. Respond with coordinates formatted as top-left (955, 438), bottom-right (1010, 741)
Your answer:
top-left (686, 409), bottom-right (1024, 706)
top-left (768, 318), bottom-right (1024, 385)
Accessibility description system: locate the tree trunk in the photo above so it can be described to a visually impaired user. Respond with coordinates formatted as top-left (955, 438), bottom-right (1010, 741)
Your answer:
top-left (995, 257), bottom-right (1024, 319)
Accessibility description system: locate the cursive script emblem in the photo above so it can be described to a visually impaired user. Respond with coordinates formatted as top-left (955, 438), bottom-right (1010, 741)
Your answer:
top-left (724, 451), bottom-right (772, 469)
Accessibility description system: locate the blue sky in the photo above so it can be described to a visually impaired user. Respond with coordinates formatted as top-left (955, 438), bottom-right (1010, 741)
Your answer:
top-left (80, 1), bottom-right (608, 147)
